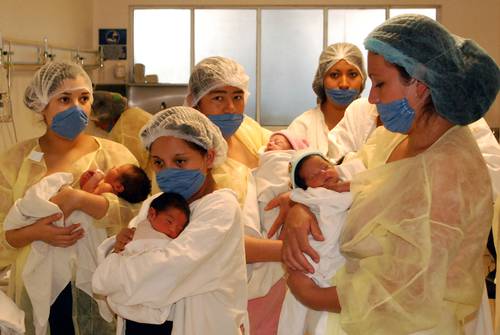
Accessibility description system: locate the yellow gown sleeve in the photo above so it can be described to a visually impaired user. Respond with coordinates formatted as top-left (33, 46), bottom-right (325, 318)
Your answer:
top-left (235, 116), bottom-right (271, 157)
top-left (0, 139), bottom-right (44, 267)
top-left (108, 107), bottom-right (152, 171)
top-left (212, 158), bottom-right (251, 206)
top-left (0, 165), bottom-right (18, 267)
top-left (93, 193), bottom-right (140, 236)
top-left (347, 125), bottom-right (406, 169)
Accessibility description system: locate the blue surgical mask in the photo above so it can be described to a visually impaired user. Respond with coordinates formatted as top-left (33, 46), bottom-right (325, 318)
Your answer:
top-left (207, 113), bottom-right (243, 137)
top-left (156, 168), bottom-right (206, 200)
top-left (50, 106), bottom-right (89, 140)
top-left (376, 98), bottom-right (416, 133)
top-left (325, 88), bottom-right (359, 106)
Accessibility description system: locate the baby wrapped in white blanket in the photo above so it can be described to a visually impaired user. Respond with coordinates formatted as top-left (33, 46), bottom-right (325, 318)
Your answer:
top-left (93, 192), bottom-right (190, 333)
top-left (3, 172), bottom-right (109, 335)
top-left (92, 188), bottom-right (247, 335)
top-left (277, 152), bottom-right (365, 335)
top-left (246, 131), bottom-right (309, 299)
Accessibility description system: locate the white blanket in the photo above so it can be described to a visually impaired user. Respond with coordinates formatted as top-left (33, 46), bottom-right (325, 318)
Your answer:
top-left (278, 187), bottom-right (352, 335)
top-left (0, 290), bottom-right (25, 335)
top-left (92, 189), bottom-right (248, 335)
top-left (293, 188), bottom-right (352, 286)
top-left (254, 149), bottom-right (293, 237)
top-left (3, 172), bottom-right (109, 335)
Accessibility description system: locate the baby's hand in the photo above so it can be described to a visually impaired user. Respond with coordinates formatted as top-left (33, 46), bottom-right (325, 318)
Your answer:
top-left (79, 170), bottom-right (96, 189)
top-left (322, 168), bottom-right (350, 192)
top-left (114, 227), bottom-right (135, 253)
top-left (80, 169), bottom-right (105, 192)
top-left (322, 169), bottom-right (340, 189)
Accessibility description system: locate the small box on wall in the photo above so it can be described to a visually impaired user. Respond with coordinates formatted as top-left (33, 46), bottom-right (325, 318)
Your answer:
top-left (99, 29), bottom-right (127, 60)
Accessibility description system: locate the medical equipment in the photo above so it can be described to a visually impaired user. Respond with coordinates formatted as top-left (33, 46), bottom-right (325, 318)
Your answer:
top-left (0, 33), bottom-right (18, 151)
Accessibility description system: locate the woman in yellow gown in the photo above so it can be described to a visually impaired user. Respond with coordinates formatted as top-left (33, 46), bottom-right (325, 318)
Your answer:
top-left (0, 61), bottom-right (138, 335)
top-left (281, 14), bottom-right (499, 335)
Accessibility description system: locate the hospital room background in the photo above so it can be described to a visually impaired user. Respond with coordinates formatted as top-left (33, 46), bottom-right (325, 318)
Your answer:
top-left (0, 0), bottom-right (499, 330)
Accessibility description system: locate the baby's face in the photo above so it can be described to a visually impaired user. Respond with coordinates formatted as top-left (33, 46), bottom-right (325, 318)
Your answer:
top-left (265, 134), bottom-right (293, 152)
top-left (299, 155), bottom-right (340, 189)
top-left (149, 207), bottom-right (188, 239)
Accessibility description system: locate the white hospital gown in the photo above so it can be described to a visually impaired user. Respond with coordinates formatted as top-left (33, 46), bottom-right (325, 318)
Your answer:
top-left (327, 98), bottom-right (378, 162)
top-left (287, 98), bottom-right (378, 161)
top-left (92, 189), bottom-right (248, 335)
top-left (468, 117), bottom-right (500, 196)
top-left (4, 173), bottom-right (109, 335)
top-left (287, 105), bottom-right (330, 157)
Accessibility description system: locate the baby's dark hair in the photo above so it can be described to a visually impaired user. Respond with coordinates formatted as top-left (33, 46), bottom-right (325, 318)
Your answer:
top-left (294, 154), bottom-right (330, 190)
top-left (117, 164), bottom-right (151, 203)
top-left (150, 192), bottom-right (191, 224)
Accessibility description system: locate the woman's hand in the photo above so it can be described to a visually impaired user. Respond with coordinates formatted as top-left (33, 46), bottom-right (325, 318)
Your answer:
top-left (5, 213), bottom-right (84, 248)
top-left (282, 203), bottom-right (322, 273)
top-left (287, 270), bottom-right (340, 312)
top-left (35, 215), bottom-right (84, 247)
top-left (113, 227), bottom-right (135, 253)
top-left (266, 191), bottom-right (292, 238)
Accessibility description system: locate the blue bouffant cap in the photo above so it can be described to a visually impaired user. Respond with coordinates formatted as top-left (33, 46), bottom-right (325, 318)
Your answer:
top-left (364, 14), bottom-right (499, 125)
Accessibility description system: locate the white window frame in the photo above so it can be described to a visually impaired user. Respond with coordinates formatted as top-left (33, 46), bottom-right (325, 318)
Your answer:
top-left (130, 5), bottom-right (440, 126)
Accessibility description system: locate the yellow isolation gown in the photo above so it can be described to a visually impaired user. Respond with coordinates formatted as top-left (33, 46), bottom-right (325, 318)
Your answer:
top-left (108, 107), bottom-right (152, 172)
top-left (334, 126), bottom-right (492, 335)
top-left (0, 136), bottom-right (140, 335)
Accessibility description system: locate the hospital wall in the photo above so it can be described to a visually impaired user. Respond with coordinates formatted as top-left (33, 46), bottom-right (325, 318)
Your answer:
top-left (0, 0), bottom-right (499, 151)
top-left (0, 0), bottom-right (93, 149)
